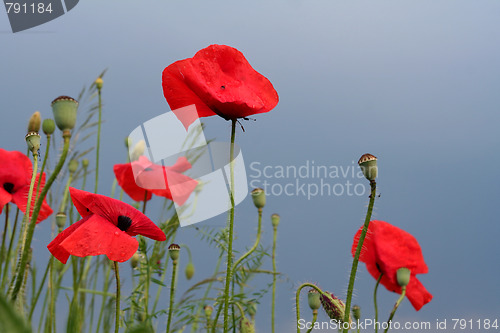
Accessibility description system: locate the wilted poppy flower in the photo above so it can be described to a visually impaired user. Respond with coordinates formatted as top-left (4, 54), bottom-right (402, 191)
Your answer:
top-left (113, 156), bottom-right (197, 206)
top-left (162, 44), bottom-right (279, 129)
top-left (47, 187), bottom-right (166, 263)
top-left (352, 220), bottom-right (432, 311)
top-left (0, 148), bottom-right (53, 223)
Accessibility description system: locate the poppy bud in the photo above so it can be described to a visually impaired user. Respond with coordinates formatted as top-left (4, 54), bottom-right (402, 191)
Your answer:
top-left (308, 289), bottom-right (321, 310)
top-left (352, 305), bottom-right (361, 321)
top-left (25, 132), bottom-right (41, 154)
top-left (125, 137), bottom-right (132, 148)
top-left (240, 316), bottom-right (255, 333)
top-left (95, 77), bottom-right (103, 90)
top-left (320, 292), bottom-right (349, 324)
top-left (185, 261), bottom-right (195, 280)
top-left (247, 302), bottom-right (257, 317)
top-left (28, 111), bottom-right (41, 132)
top-left (51, 96), bottom-right (78, 134)
top-left (397, 267), bottom-right (411, 287)
top-left (56, 212), bottom-right (67, 229)
top-left (130, 140), bottom-right (146, 161)
top-left (271, 214), bottom-right (280, 228)
top-left (204, 305), bottom-right (213, 318)
top-left (82, 158), bottom-right (89, 169)
top-left (42, 118), bottom-right (55, 136)
top-left (251, 188), bottom-right (265, 209)
top-left (168, 243), bottom-right (180, 261)
top-left (130, 252), bottom-right (140, 268)
top-left (358, 154), bottom-right (377, 181)
top-left (68, 159), bottom-right (78, 174)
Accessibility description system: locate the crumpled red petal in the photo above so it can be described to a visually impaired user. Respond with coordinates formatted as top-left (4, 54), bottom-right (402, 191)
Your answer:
top-left (113, 162), bottom-right (153, 202)
top-left (68, 187), bottom-right (166, 241)
top-left (352, 220), bottom-right (432, 311)
top-left (162, 44), bottom-right (279, 129)
top-left (47, 216), bottom-right (89, 264)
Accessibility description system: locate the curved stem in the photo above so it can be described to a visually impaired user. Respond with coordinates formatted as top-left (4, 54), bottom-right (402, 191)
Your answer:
top-left (342, 181), bottom-right (377, 331)
top-left (383, 287), bottom-right (406, 333)
top-left (306, 311), bottom-right (318, 333)
top-left (295, 283), bottom-right (329, 333)
top-left (223, 119), bottom-right (237, 332)
top-left (271, 221), bottom-right (278, 333)
top-left (114, 261), bottom-right (121, 333)
top-left (374, 273), bottom-right (383, 333)
top-left (232, 208), bottom-right (262, 278)
top-left (166, 259), bottom-right (178, 333)
top-left (95, 87), bottom-right (102, 194)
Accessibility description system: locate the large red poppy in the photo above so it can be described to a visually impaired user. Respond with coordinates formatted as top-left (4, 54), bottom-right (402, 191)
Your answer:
top-left (48, 187), bottom-right (166, 263)
top-left (352, 220), bottom-right (432, 311)
top-left (0, 149), bottom-right (53, 223)
top-left (113, 156), bottom-right (197, 206)
top-left (162, 44), bottom-right (279, 129)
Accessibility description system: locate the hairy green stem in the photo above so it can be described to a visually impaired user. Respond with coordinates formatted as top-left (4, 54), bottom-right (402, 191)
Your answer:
top-left (374, 273), bottom-right (383, 333)
top-left (1, 208), bottom-right (19, 288)
top-left (114, 261), bottom-right (121, 333)
top-left (306, 310), bottom-right (318, 333)
top-left (383, 287), bottom-right (406, 333)
top-left (95, 86), bottom-right (102, 194)
top-left (232, 207), bottom-right (263, 275)
top-left (0, 204), bottom-right (9, 278)
top-left (29, 256), bottom-right (52, 321)
top-left (271, 218), bottom-right (278, 333)
top-left (295, 283), bottom-right (330, 333)
top-left (222, 119), bottom-right (237, 332)
top-left (342, 181), bottom-right (377, 331)
top-left (166, 258), bottom-right (178, 333)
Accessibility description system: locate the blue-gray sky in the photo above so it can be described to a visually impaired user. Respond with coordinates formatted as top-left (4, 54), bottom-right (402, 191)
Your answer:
top-left (1, 1), bottom-right (500, 332)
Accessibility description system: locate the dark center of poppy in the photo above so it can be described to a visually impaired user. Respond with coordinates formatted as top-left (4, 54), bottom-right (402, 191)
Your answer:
top-left (117, 215), bottom-right (132, 232)
top-left (221, 85), bottom-right (225, 90)
top-left (3, 182), bottom-right (14, 194)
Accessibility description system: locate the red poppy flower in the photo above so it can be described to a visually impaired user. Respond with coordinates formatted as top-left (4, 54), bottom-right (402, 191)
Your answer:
top-left (48, 187), bottom-right (166, 264)
top-left (0, 148), bottom-right (53, 223)
top-left (162, 44), bottom-right (279, 129)
top-left (352, 220), bottom-right (432, 311)
top-left (113, 156), bottom-right (197, 206)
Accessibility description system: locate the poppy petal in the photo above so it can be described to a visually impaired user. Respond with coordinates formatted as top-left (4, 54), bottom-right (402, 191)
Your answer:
top-left (68, 187), bottom-right (165, 241)
top-left (113, 162), bottom-right (152, 202)
top-left (11, 172), bottom-right (53, 223)
top-left (405, 276), bottom-right (433, 311)
top-left (163, 44), bottom-right (279, 129)
top-left (58, 214), bottom-right (139, 263)
top-left (47, 216), bottom-right (89, 264)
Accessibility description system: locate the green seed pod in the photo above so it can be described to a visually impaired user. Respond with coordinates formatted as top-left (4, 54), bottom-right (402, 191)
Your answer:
top-left (68, 159), bottom-right (79, 174)
top-left (130, 252), bottom-right (140, 269)
top-left (185, 261), bottom-right (195, 280)
top-left (168, 243), bottom-right (180, 261)
top-left (308, 289), bottom-right (321, 310)
top-left (42, 118), bottom-right (56, 135)
top-left (240, 316), bottom-right (255, 333)
top-left (51, 96), bottom-right (78, 133)
top-left (27, 111), bottom-right (41, 132)
top-left (95, 77), bottom-right (103, 90)
top-left (352, 305), bottom-right (361, 321)
top-left (271, 214), bottom-right (280, 228)
top-left (358, 153), bottom-right (377, 181)
top-left (25, 132), bottom-right (41, 154)
top-left (203, 305), bottom-right (213, 318)
top-left (251, 188), bottom-right (266, 209)
top-left (56, 212), bottom-right (67, 229)
top-left (397, 267), bottom-right (411, 287)
top-left (81, 158), bottom-right (89, 169)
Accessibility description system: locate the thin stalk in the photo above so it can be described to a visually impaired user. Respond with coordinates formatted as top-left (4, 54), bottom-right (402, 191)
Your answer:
top-left (34, 133), bottom-right (51, 206)
top-left (1, 208), bottom-right (19, 288)
top-left (306, 310), bottom-right (318, 333)
top-left (10, 135), bottom-right (70, 302)
top-left (19, 154), bottom-right (39, 253)
top-left (142, 190), bottom-right (148, 214)
top-left (152, 231), bottom-right (176, 314)
top-left (222, 119), bottom-right (237, 332)
top-left (95, 85), bottom-right (102, 193)
top-left (232, 207), bottom-right (262, 274)
top-left (166, 258), bottom-right (178, 333)
top-left (114, 261), bottom-right (121, 333)
top-left (374, 273), bottom-right (383, 333)
top-left (342, 181), bottom-right (377, 331)
top-left (271, 220), bottom-right (278, 333)
top-left (96, 260), bottom-right (112, 333)
top-left (29, 256), bottom-right (52, 320)
top-left (383, 287), bottom-right (406, 333)
top-left (0, 204), bottom-right (9, 278)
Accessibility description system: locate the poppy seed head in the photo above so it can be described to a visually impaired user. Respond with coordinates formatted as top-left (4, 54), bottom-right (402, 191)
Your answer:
top-left (117, 215), bottom-right (133, 232)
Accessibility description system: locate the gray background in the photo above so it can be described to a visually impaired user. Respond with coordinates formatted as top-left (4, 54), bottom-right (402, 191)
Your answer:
top-left (1, 1), bottom-right (499, 332)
